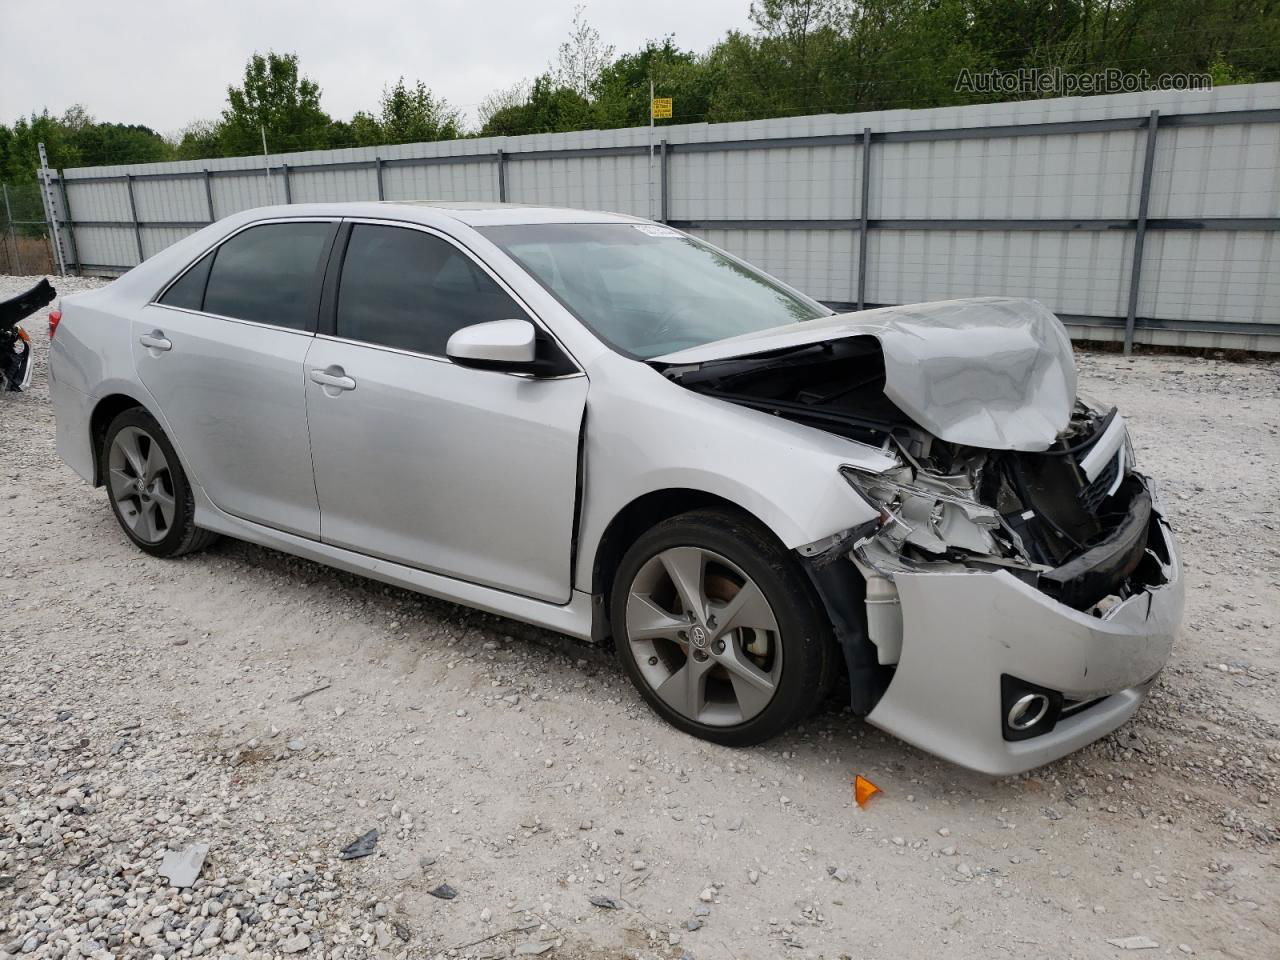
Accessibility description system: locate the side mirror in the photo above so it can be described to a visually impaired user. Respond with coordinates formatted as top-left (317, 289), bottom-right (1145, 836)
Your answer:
top-left (446, 319), bottom-right (537, 370)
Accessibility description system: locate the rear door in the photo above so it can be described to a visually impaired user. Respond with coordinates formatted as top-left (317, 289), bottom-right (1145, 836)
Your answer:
top-left (135, 219), bottom-right (337, 538)
top-left (303, 220), bottom-right (588, 603)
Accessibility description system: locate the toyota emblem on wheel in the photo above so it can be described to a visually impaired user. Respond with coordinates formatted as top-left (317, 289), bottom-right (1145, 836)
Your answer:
top-left (689, 624), bottom-right (708, 648)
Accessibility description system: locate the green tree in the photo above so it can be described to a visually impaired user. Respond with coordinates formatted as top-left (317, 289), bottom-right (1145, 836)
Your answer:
top-left (554, 4), bottom-right (616, 98)
top-left (479, 75), bottom-right (593, 137)
top-left (1, 108), bottom-right (84, 182)
top-left (477, 80), bottom-right (532, 132)
top-left (219, 52), bottom-right (334, 156)
top-left (74, 122), bottom-right (172, 167)
top-left (172, 120), bottom-right (223, 160)
top-left (352, 78), bottom-right (461, 146)
top-left (593, 38), bottom-right (714, 127)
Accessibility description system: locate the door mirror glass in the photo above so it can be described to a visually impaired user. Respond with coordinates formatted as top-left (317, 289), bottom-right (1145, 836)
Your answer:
top-left (446, 318), bottom-right (537, 369)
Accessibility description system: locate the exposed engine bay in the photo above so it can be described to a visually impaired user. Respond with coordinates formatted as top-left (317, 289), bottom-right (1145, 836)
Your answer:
top-left (662, 337), bottom-right (1170, 633)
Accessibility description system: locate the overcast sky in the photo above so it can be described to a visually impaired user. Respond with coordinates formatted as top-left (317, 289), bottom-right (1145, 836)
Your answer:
top-left (2, 0), bottom-right (752, 134)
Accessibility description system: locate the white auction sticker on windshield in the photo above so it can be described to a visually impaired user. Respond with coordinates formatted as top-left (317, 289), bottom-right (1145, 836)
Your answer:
top-left (632, 224), bottom-right (682, 238)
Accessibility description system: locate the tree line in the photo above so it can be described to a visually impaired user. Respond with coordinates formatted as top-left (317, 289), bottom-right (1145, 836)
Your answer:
top-left (1, 0), bottom-right (1273, 184)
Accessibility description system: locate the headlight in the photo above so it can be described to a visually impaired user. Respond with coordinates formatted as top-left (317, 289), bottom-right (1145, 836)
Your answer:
top-left (840, 465), bottom-right (1028, 565)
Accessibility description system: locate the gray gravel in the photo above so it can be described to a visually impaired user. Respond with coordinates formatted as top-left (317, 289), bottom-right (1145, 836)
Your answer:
top-left (1, 274), bottom-right (1278, 960)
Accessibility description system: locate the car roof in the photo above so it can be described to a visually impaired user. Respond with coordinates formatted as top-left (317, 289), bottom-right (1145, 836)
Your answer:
top-left (223, 200), bottom-right (648, 229)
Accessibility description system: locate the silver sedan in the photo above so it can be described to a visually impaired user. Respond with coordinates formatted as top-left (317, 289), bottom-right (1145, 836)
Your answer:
top-left (47, 202), bottom-right (1183, 774)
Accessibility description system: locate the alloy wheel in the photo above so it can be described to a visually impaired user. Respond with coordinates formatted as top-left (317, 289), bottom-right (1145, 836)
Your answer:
top-left (107, 426), bottom-right (176, 544)
top-left (625, 546), bottom-right (783, 726)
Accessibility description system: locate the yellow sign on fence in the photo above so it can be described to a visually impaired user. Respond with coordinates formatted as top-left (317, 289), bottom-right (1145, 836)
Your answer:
top-left (651, 97), bottom-right (672, 120)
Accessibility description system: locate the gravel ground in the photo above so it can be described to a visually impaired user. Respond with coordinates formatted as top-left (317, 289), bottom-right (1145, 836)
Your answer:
top-left (1, 274), bottom-right (1277, 960)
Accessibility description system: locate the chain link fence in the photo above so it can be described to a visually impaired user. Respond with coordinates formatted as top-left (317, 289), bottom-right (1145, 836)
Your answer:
top-left (1, 182), bottom-right (57, 276)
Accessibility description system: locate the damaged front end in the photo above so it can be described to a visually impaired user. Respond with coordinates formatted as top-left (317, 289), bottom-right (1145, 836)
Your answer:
top-left (655, 302), bottom-right (1181, 768)
top-left (839, 400), bottom-right (1171, 663)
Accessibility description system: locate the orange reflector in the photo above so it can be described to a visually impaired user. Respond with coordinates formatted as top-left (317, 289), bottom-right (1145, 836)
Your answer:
top-left (854, 775), bottom-right (881, 807)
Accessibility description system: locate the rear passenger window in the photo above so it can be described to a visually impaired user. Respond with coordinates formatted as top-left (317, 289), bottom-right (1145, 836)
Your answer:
top-left (202, 222), bottom-right (333, 330)
top-left (159, 249), bottom-right (214, 310)
top-left (336, 224), bottom-right (529, 356)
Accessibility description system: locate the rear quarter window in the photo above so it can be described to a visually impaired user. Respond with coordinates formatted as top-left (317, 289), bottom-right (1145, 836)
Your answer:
top-left (157, 249), bottom-right (214, 311)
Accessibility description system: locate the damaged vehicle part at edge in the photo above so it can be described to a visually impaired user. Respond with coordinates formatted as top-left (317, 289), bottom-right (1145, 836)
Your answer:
top-left (656, 297), bottom-right (1182, 775)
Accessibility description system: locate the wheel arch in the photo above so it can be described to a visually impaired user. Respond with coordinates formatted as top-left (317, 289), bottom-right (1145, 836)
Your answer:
top-left (88, 391), bottom-right (156, 487)
top-left (588, 488), bottom-right (782, 642)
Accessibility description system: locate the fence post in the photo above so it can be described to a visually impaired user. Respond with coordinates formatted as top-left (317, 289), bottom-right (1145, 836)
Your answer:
top-left (857, 127), bottom-right (872, 310)
top-left (56, 174), bottom-right (80, 276)
top-left (126, 174), bottom-right (144, 264)
top-left (659, 140), bottom-right (669, 224)
top-left (37, 142), bottom-right (68, 277)
top-left (2, 183), bottom-right (22, 275)
top-left (496, 150), bottom-right (507, 202)
top-left (281, 163), bottom-right (292, 204)
top-left (375, 157), bottom-right (385, 201)
top-left (1124, 110), bottom-right (1159, 355)
top-left (203, 169), bottom-right (216, 222)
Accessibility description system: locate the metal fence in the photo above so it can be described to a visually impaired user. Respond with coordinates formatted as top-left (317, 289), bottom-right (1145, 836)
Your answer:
top-left (0, 182), bottom-right (56, 276)
top-left (42, 82), bottom-right (1280, 352)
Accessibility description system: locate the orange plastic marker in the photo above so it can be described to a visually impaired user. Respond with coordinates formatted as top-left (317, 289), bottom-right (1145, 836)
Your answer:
top-left (854, 774), bottom-right (881, 808)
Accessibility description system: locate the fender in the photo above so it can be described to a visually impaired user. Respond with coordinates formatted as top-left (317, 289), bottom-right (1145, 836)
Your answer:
top-left (573, 357), bottom-right (893, 593)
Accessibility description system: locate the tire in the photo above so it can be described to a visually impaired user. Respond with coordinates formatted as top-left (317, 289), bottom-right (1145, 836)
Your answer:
top-left (102, 408), bottom-right (218, 558)
top-left (611, 507), bottom-right (833, 747)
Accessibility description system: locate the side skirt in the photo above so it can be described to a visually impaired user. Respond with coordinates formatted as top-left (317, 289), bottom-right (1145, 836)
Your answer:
top-left (192, 494), bottom-right (596, 640)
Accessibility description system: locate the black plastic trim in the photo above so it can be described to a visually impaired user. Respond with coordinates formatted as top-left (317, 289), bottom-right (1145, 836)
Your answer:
top-left (1000, 674), bottom-right (1065, 742)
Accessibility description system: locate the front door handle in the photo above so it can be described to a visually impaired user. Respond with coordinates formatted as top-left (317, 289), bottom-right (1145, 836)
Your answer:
top-left (309, 366), bottom-right (356, 392)
top-left (139, 331), bottom-right (172, 352)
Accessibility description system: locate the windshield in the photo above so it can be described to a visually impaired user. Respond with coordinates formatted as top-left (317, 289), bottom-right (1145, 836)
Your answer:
top-left (479, 223), bottom-right (828, 359)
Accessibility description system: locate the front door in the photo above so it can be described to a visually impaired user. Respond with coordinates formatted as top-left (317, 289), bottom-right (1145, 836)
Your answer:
top-left (135, 220), bottom-right (336, 538)
top-left (304, 222), bottom-right (587, 603)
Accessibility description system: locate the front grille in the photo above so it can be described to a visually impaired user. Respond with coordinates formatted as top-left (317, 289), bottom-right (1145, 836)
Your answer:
top-left (1078, 451), bottom-right (1120, 513)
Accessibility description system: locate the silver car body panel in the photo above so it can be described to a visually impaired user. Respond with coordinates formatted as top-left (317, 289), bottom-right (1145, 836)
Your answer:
top-left (304, 335), bottom-right (588, 604)
top-left (134, 304), bottom-right (322, 538)
top-left (188, 481), bottom-right (598, 639)
top-left (655, 298), bottom-right (1078, 452)
top-left (866, 519), bottom-right (1183, 775)
top-left (571, 356), bottom-right (894, 590)
top-left (47, 201), bottom-right (1182, 775)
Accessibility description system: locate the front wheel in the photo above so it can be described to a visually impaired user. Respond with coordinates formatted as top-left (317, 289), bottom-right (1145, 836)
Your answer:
top-left (102, 408), bottom-right (218, 558)
top-left (611, 508), bottom-right (832, 747)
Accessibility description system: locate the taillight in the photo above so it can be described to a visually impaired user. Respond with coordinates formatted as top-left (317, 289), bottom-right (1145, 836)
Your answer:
top-left (48, 309), bottom-right (62, 339)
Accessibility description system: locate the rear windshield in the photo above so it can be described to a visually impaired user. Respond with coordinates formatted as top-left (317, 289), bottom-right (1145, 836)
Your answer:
top-left (479, 223), bottom-right (827, 359)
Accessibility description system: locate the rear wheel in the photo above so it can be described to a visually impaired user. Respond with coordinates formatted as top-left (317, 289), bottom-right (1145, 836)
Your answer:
top-left (102, 408), bottom-right (217, 557)
top-left (611, 508), bottom-right (831, 746)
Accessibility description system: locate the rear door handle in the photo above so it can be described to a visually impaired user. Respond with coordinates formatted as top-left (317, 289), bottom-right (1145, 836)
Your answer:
top-left (309, 366), bottom-right (356, 391)
top-left (139, 332), bottom-right (172, 351)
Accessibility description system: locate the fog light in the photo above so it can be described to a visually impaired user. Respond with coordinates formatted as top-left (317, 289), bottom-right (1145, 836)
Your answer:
top-left (1000, 674), bottom-right (1064, 742)
top-left (1007, 693), bottom-right (1050, 731)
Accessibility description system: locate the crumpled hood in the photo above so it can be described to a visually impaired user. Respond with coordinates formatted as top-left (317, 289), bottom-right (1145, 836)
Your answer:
top-left (652, 297), bottom-right (1078, 452)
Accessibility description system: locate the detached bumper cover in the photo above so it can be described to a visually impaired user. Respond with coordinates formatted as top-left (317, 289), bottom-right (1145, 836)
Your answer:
top-left (865, 516), bottom-right (1182, 776)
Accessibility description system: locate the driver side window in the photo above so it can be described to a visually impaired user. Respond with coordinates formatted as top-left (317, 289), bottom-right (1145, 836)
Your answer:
top-left (336, 224), bottom-right (530, 357)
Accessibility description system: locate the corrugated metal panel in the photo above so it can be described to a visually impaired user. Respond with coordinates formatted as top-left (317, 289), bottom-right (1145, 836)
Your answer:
top-left (51, 81), bottom-right (1280, 351)
top-left (1138, 229), bottom-right (1279, 324)
top-left (867, 229), bottom-right (1132, 317)
top-left (1149, 121), bottom-right (1280, 218)
top-left (133, 177), bottom-right (207, 223)
top-left (72, 225), bottom-right (137, 268)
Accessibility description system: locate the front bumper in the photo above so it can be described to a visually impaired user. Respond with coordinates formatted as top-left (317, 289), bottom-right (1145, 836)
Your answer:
top-left (864, 515), bottom-right (1183, 776)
